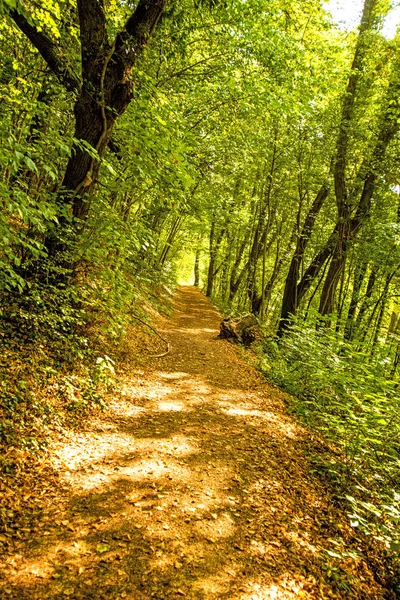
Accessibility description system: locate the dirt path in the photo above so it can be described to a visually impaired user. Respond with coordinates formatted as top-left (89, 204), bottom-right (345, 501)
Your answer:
top-left (1, 287), bottom-right (386, 599)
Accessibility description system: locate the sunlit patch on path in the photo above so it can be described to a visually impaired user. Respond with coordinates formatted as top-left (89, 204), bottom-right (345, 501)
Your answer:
top-left (0, 287), bottom-right (386, 599)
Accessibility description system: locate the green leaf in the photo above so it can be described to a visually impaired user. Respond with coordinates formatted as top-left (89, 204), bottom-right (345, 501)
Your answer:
top-left (24, 156), bottom-right (37, 172)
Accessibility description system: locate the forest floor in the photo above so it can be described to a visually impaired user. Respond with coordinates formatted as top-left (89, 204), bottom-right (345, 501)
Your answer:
top-left (0, 286), bottom-right (391, 599)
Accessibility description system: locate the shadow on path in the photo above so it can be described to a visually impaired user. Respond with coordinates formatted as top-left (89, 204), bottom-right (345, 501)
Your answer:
top-left (0, 287), bottom-right (386, 599)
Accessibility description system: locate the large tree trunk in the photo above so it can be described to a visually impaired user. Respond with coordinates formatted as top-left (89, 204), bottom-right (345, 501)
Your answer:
top-left (69, 0), bottom-right (166, 214)
top-left (15, 0), bottom-right (167, 259)
top-left (316, 0), bottom-right (375, 315)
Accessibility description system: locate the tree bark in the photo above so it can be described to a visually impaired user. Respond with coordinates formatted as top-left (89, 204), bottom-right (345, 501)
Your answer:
top-left (317, 0), bottom-right (376, 316)
top-left (295, 227), bottom-right (337, 304)
top-left (64, 0), bottom-right (166, 224)
top-left (319, 46), bottom-right (400, 316)
top-left (333, 0), bottom-right (377, 209)
top-left (9, 9), bottom-right (80, 92)
top-left (354, 266), bottom-right (377, 342)
top-left (194, 249), bottom-right (200, 287)
top-left (344, 258), bottom-right (368, 340)
top-left (11, 0), bottom-right (167, 257)
top-left (277, 184), bottom-right (329, 336)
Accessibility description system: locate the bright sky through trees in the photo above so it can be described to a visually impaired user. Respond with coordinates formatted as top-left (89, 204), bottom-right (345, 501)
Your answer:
top-left (327, 0), bottom-right (400, 37)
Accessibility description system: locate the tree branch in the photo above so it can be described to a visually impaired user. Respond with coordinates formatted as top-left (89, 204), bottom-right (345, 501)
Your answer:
top-left (77, 0), bottom-right (108, 80)
top-left (111, 0), bottom-right (166, 75)
top-left (9, 9), bottom-right (80, 93)
top-left (334, 0), bottom-right (377, 209)
top-left (125, 0), bottom-right (165, 50)
top-left (103, 0), bottom-right (167, 114)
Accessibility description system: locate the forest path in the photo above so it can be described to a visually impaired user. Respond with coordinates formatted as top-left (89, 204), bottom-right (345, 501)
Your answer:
top-left (2, 287), bottom-right (384, 599)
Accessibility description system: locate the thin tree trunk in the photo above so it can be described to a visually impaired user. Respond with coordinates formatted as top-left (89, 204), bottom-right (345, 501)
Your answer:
top-left (277, 184), bottom-right (329, 336)
top-left (370, 281), bottom-right (389, 359)
top-left (206, 218), bottom-right (216, 298)
top-left (228, 237), bottom-right (247, 302)
top-left (336, 255), bottom-right (352, 333)
top-left (298, 230), bottom-right (336, 296)
top-left (344, 258), bottom-right (368, 340)
top-left (354, 266), bottom-right (377, 342)
top-left (194, 249), bottom-right (200, 287)
top-left (319, 42), bottom-right (400, 316)
top-left (158, 215), bottom-right (183, 267)
top-left (260, 222), bottom-right (268, 321)
top-left (246, 134), bottom-right (278, 309)
top-left (391, 341), bottom-right (400, 378)
top-left (362, 267), bottom-right (400, 348)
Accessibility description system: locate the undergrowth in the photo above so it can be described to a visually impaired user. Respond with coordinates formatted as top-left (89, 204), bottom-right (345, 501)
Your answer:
top-left (259, 315), bottom-right (400, 589)
top-left (0, 267), bottom-right (174, 478)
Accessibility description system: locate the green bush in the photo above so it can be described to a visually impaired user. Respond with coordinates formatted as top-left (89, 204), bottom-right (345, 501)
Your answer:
top-left (260, 317), bottom-right (400, 553)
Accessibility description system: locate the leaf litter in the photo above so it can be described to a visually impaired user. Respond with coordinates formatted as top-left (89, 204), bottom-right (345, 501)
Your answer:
top-left (0, 286), bottom-right (394, 599)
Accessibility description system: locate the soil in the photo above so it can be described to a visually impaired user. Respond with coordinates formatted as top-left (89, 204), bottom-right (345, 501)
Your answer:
top-left (0, 287), bottom-right (389, 599)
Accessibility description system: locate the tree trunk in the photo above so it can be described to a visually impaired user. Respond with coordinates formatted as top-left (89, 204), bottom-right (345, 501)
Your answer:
top-left (354, 266), bottom-right (377, 342)
top-left (318, 215), bottom-right (350, 316)
top-left (319, 36), bottom-right (400, 317)
top-left (194, 249), bottom-right (200, 287)
top-left (41, 0), bottom-right (167, 257)
top-left (206, 219), bottom-right (216, 298)
top-left (253, 217), bottom-right (297, 316)
top-left (295, 227), bottom-right (337, 305)
top-left (277, 184), bottom-right (329, 336)
top-left (317, 0), bottom-right (377, 317)
top-left (370, 281), bottom-right (389, 359)
top-left (344, 258), bottom-right (368, 340)
top-left (391, 341), bottom-right (400, 378)
top-left (158, 215), bottom-right (183, 267)
top-left (228, 238), bottom-right (247, 302)
top-left (206, 205), bottom-right (231, 298)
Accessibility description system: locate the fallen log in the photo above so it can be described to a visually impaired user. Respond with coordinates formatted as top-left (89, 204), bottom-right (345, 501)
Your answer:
top-left (218, 314), bottom-right (259, 347)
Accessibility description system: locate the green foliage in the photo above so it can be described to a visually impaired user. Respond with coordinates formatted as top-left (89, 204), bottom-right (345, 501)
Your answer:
top-left (1, 0), bottom-right (400, 584)
top-left (260, 316), bottom-right (400, 551)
